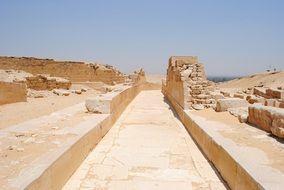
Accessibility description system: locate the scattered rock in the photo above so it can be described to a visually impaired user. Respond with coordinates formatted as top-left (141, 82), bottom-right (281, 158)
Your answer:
top-left (15, 134), bottom-right (25, 138)
top-left (192, 104), bottom-right (205, 110)
top-left (8, 145), bottom-right (17, 150)
top-left (53, 89), bottom-right (70, 96)
top-left (81, 88), bottom-right (87, 92)
top-left (210, 91), bottom-right (225, 100)
top-left (85, 96), bottom-right (112, 114)
top-left (220, 91), bottom-right (231, 97)
top-left (31, 133), bottom-right (38, 137)
top-left (74, 90), bottom-right (82, 94)
top-left (24, 137), bottom-right (35, 144)
top-left (238, 114), bottom-right (248, 123)
top-left (16, 147), bottom-right (24, 152)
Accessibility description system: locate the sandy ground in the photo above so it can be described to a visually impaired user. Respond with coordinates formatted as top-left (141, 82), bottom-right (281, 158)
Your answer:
top-left (63, 90), bottom-right (227, 190)
top-left (217, 71), bottom-right (284, 89)
top-left (0, 89), bottom-right (98, 129)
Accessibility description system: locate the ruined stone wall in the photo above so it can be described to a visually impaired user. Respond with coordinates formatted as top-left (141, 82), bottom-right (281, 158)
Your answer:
top-left (0, 57), bottom-right (126, 84)
top-left (0, 81), bottom-right (27, 105)
top-left (26, 75), bottom-right (71, 90)
top-left (164, 56), bottom-right (215, 109)
top-left (129, 69), bottom-right (146, 85)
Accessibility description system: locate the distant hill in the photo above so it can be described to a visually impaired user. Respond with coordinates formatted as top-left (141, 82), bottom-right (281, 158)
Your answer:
top-left (217, 71), bottom-right (284, 89)
top-left (207, 76), bottom-right (239, 83)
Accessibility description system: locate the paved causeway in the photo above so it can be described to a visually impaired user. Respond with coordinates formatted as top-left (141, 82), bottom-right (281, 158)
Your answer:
top-left (63, 90), bottom-right (227, 190)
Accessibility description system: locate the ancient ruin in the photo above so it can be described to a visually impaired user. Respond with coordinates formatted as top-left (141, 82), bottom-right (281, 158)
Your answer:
top-left (0, 55), bottom-right (283, 190)
top-left (163, 56), bottom-right (215, 110)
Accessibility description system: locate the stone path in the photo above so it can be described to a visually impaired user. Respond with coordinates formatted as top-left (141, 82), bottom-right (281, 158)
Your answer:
top-left (63, 90), bottom-right (227, 190)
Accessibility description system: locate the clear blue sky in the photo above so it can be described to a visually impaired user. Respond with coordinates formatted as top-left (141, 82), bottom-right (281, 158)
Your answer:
top-left (0, 0), bottom-right (283, 76)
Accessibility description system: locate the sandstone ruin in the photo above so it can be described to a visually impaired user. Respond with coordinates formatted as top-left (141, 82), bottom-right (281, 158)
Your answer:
top-left (0, 55), bottom-right (283, 190)
top-left (0, 56), bottom-right (126, 84)
top-left (163, 56), bottom-right (215, 110)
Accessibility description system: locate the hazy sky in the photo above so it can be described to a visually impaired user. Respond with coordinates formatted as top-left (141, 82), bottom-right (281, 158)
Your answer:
top-left (0, 0), bottom-right (283, 76)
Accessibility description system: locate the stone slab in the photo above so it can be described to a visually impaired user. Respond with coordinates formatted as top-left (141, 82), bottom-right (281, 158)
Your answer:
top-left (164, 90), bottom-right (284, 190)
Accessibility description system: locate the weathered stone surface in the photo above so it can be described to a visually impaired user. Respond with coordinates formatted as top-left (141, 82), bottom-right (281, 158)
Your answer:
top-left (129, 68), bottom-right (146, 85)
top-left (210, 91), bottom-right (225, 100)
top-left (53, 89), bottom-right (70, 96)
top-left (26, 75), bottom-right (71, 90)
top-left (216, 98), bottom-right (249, 112)
top-left (228, 107), bottom-right (248, 123)
top-left (0, 69), bottom-right (32, 82)
top-left (192, 104), bottom-right (205, 110)
top-left (271, 118), bottom-right (284, 138)
top-left (266, 88), bottom-right (284, 99)
top-left (220, 90), bottom-right (231, 97)
top-left (85, 96), bottom-right (111, 114)
top-left (248, 105), bottom-right (284, 138)
top-left (275, 100), bottom-right (284, 108)
top-left (27, 89), bottom-right (50, 98)
top-left (81, 88), bottom-right (87, 92)
top-left (163, 56), bottom-right (215, 109)
top-left (0, 81), bottom-right (27, 105)
top-left (265, 99), bottom-right (276, 107)
top-left (233, 93), bottom-right (246, 99)
top-left (0, 56), bottom-right (126, 84)
top-left (253, 87), bottom-right (269, 98)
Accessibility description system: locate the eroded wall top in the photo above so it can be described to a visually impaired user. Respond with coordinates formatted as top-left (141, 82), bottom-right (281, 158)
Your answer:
top-left (0, 56), bottom-right (126, 84)
top-left (164, 56), bottom-right (215, 110)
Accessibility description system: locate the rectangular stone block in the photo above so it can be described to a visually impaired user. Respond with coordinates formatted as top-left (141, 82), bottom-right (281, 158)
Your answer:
top-left (85, 96), bottom-right (112, 114)
top-left (0, 81), bottom-right (27, 105)
top-left (248, 105), bottom-right (284, 138)
top-left (216, 98), bottom-right (249, 112)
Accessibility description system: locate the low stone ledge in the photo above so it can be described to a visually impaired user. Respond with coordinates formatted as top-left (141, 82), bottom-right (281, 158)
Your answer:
top-left (163, 90), bottom-right (284, 190)
top-left (1, 83), bottom-right (149, 190)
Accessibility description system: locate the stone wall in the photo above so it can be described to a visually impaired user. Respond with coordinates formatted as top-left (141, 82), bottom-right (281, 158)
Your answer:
top-left (0, 56), bottom-right (126, 84)
top-left (0, 81), bottom-right (27, 105)
top-left (26, 75), bottom-right (71, 90)
top-left (163, 56), bottom-right (214, 110)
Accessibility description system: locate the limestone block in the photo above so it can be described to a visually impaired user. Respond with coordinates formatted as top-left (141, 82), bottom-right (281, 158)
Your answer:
top-left (220, 91), bottom-right (231, 97)
top-left (275, 101), bottom-right (284, 108)
top-left (228, 107), bottom-right (248, 123)
top-left (85, 96), bottom-right (111, 114)
top-left (253, 87), bottom-right (269, 98)
top-left (248, 105), bottom-right (284, 138)
top-left (266, 88), bottom-right (284, 99)
top-left (81, 88), bottom-right (87, 92)
top-left (216, 98), bottom-right (249, 112)
top-left (271, 117), bottom-right (284, 138)
top-left (192, 104), bottom-right (205, 110)
top-left (233, 93), bottom-right (246, 99)
top-left (71, 90), bottom-right (82, 94)
top-left (53, 89), bottom-right (70, 96)
top-left (210, 91), bottom-right (225, 100)
top-left (0, 81), bottom-right (27, 105)
top-left (265, 99), bottom-right (276, 107)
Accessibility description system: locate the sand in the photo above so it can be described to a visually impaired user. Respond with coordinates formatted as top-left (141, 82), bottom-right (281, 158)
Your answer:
top-left (0, 89), bottom-right (99, 129)
top-left (218, 71), bottom-right (284, 89)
